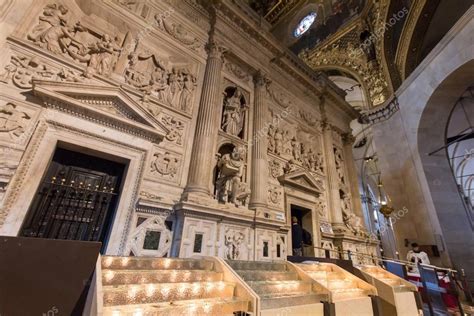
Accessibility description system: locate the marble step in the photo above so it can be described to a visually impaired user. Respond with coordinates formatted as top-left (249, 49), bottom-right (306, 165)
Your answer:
top-left (102, 297), bottom-right (249, 316)
top-left (236, 270), bottom-right (299, 281)
top-left (226, 260), bottom-right (287, 271)
top-left (298, 263), bottom-right (333, 272)
top-left (260, 293), bottom-right (323, 310)
top-left (102, 281), bottom-right (235, 306)
top-left (326, 279), bottom-right (358, 290)
top-left (331, 288), bottom-right (371, 301)
top-left (101, 256), bottom-right (214, 271)
top-left (247, 280), bottom-right (313, 295)
top-left (102, 269), bottom-right (223, 286)
top-left (305, 270), bottom-right (345, 280)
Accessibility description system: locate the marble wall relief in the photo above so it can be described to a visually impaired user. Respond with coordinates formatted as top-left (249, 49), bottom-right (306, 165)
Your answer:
top-left (215, 145), bottom-right (250, 207)
top-left (27, 4), bottom-right (127, 78)
top-left (267, 115), bottom-right (324, 175)
top-left (159, 114), bottom-right (185, 146)
top-left (221, 86), bottom-right (249, 139)
top-left (224, 60), bottom-right (251, 83)
top-left (0, 54), bottom-right (90, 89)
top-left (0, 102), bottom-right (32, 140)
top-left (224, 227), bottom-right (247, 260)
top-left (154, 12), bottom-right (202, 52)
top-left (267, 185), bottom-right (283, 209)
top-left (125, 44), bottom-right (197, 114)
top-left (149, 150), bottom-right (181, 182)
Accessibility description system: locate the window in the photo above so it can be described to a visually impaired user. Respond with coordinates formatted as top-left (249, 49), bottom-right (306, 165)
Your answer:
top-left (263, 241), bottom-right (269, 257)
top-left (294, 12), bottom-right (317, 38)
top-left (193, 233), bottom-right (203, 253)
top-left (143, 230), bottom-right (161, 250)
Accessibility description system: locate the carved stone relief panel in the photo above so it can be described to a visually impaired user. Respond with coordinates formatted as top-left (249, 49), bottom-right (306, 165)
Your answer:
top-left (267, 107), bottom-right (325, 175)
top-left (154, 11), bottom-right (203, 53)
top-left (128, 213), bottom-right (173, 257)
top-left (157, 112), bottom-right (185, 147)
top-left (125, 42), bottom-right (198, 114)
top-left (148, 148), bottom-right (182, 184)
top-left (219, 224), bottom-right (253, 261)
top-left (26, 3), bottom-right (128, 78)
top-left (223, 60), bottom-right (251, 84)
top-left (0, 101), bottom-right (37, 145)
top-left (267, 185), bottom-right (283, 210)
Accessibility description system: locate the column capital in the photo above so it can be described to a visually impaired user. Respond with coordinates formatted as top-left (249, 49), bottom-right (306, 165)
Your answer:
top-left (205, 38), bottom-right (228, 60)
top-left (253, 70), bottom-right (271, 88)
top-left (342, 133), bottom-right (356, 145)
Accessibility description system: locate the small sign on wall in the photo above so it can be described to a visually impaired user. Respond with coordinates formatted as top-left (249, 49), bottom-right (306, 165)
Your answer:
top-left (320, 222), bottom-right (334, 234)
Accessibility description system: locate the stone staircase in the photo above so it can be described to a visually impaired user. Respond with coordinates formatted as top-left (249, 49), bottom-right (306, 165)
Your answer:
top-left (99, 256), bottom-right (249, 315)
top-left (227, 260), bottom-right (326, 311)
top-left (297, 262), bottom-right (375, 301)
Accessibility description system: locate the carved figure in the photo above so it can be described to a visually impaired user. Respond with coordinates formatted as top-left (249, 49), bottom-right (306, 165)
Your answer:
top-left (225, 231), bottom-right (245, 260)
top-left (215, 147), bottom-right (249, 206)
top-left (222, 89), bottom-right (248, 137)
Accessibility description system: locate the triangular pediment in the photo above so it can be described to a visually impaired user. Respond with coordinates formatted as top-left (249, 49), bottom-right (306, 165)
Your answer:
top-left (278, 170), bottom-right (323, 196)
top-left (32, 80), bottom-right (169, 143)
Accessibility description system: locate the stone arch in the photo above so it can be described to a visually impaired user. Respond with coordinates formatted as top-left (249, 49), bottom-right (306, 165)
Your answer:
top-left (417, 59), bottom-right (474, 278)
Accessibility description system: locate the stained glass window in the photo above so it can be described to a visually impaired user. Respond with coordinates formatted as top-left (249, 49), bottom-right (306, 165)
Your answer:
top-left (294, 12), bottom-right (317, 38)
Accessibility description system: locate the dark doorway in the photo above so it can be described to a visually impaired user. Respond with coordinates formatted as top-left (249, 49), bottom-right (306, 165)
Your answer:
top-left (291, 204), bottom-right (314, 257)
top-left (20, 147), bottom-right (126, 252)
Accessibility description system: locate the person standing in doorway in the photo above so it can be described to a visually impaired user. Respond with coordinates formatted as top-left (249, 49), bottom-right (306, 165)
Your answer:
top-left (292, 216), bottom-right (304, 256)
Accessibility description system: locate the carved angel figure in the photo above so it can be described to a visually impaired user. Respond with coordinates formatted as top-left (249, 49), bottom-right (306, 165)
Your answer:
top-left (225, 231), bottom-right (245, 260)
top-left (222, 89), bottom-right (248, 137)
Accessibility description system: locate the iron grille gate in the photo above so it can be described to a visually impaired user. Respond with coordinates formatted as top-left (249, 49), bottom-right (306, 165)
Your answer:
top-left (21, 148), bottom-right (124, 244)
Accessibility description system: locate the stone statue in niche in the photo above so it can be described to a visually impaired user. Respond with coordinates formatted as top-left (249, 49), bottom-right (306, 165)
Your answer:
top-left (0, 103), bottom-right (31, 139)
top-left (334, 147), bottom-right (345, 184)
top-left (150, 151), bottom-right (179, 179)
top-left (215, 147), bottom-right (250, 206)
top-left (125, 44), bottom-right (196, 112)
top-left (221, 88), bottom-right (248, 138)
top-left (28, 4), bottom-right (125, 77)
top-left (341, 193), bottom-right (366, 237)
top-left (224, 230), bottom-right (245, 260)
top-left (267, 124), bottom-right (276, 152)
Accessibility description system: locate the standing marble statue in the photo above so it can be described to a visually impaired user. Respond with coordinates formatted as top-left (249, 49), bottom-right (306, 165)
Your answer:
top-left (222, 88), bottom-right (248, 137)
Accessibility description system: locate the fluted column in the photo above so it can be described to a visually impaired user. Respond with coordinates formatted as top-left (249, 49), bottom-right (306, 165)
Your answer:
top-left (184, 36), bottom-right (226, 198)
top-left (249, 71), bottom-right (269, 209)
top-left (342, 133), bottom-right (365, 221)
top-left (322, 121), bottom-right (344, 225)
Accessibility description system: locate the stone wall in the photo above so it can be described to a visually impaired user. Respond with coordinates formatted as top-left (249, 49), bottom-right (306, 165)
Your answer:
top-left (0, 0), bottom-right (377, 261)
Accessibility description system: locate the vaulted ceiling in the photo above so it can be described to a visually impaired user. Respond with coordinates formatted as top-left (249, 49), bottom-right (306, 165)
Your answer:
top-left (245, 0), bottom-right (473, 110)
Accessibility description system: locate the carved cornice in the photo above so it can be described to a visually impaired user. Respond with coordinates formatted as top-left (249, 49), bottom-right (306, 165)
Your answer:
top-left (32, 81), bottom-right (169, 144)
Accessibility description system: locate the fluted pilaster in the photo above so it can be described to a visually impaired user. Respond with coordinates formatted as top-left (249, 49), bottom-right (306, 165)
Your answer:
top-left (249, 71), bottom-right (270, 209)
top-left (184, 37), bottom-right (227, 197)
